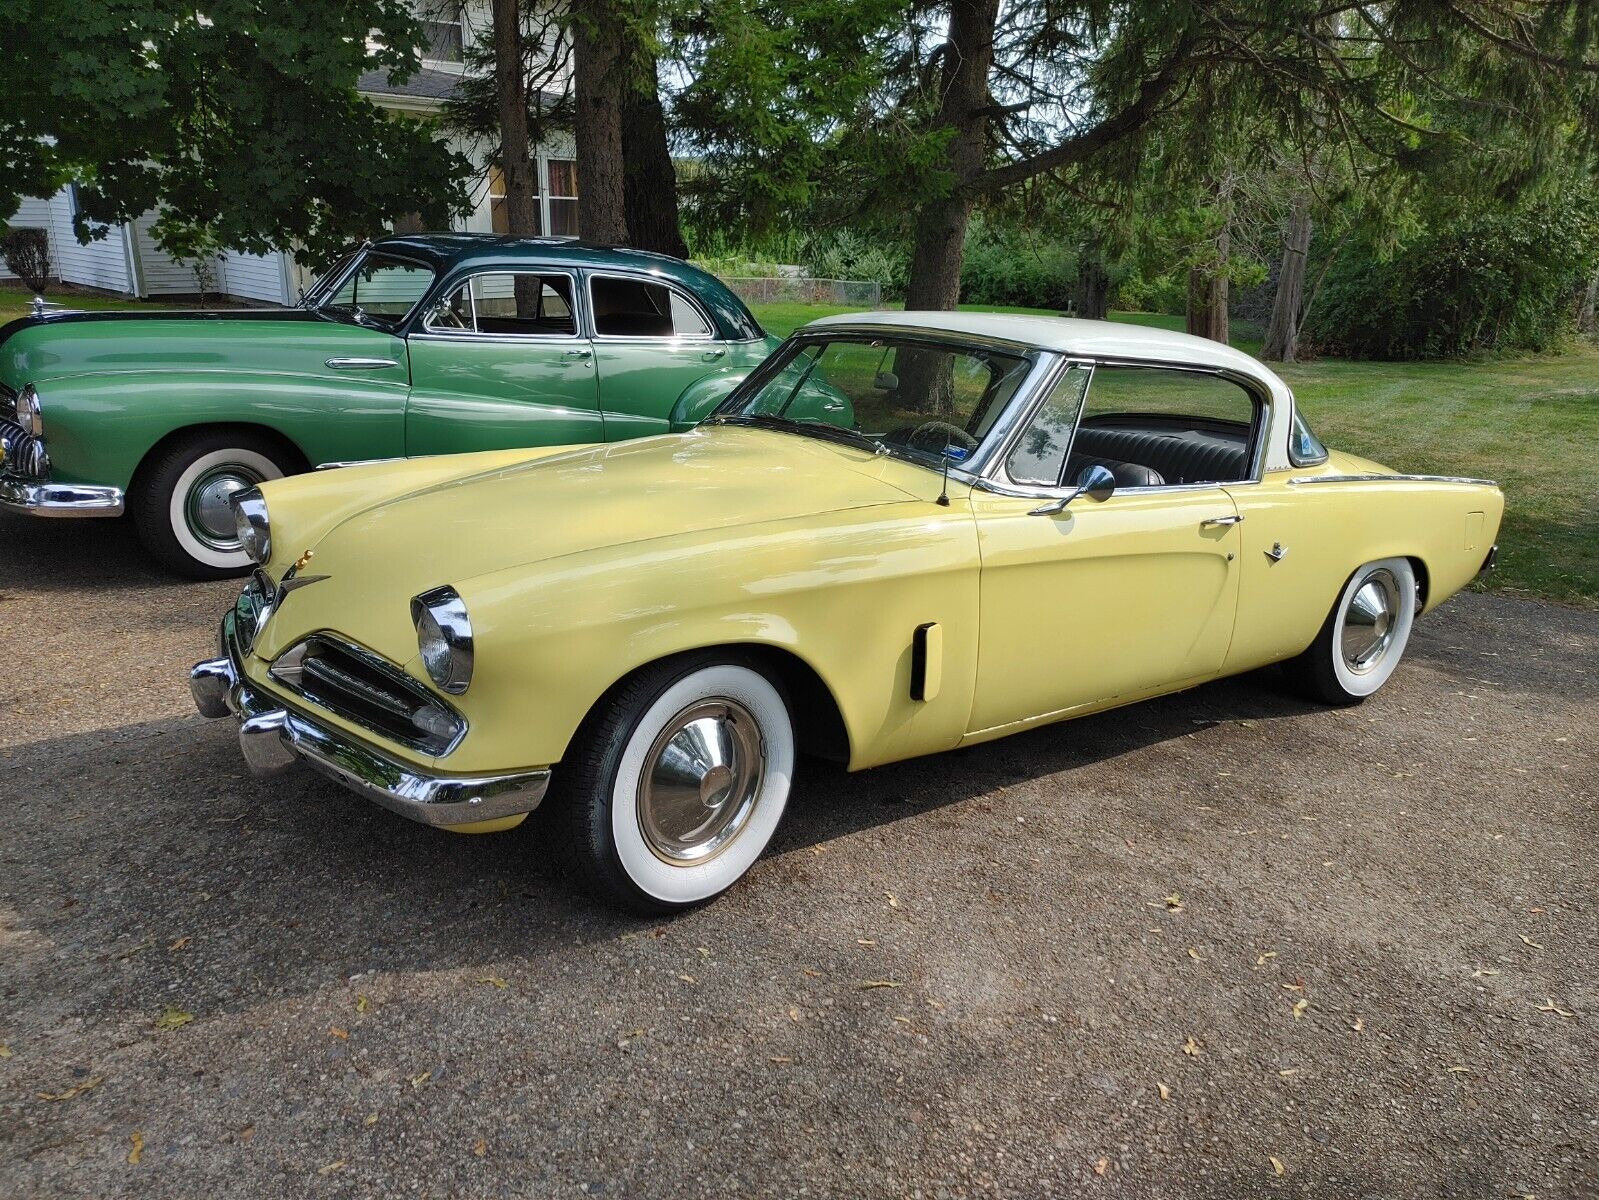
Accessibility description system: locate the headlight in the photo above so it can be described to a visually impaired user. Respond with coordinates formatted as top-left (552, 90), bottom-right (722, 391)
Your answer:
top-left (14, 384), bottom-right (43, 437)
top-left (411, 585), bottom-right (473, 695)
top-left (232, 487), bottom-right (271, 564)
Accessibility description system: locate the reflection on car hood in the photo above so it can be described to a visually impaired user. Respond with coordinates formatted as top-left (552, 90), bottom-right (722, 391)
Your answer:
top-left (251, 426), bottom-right (925, 662)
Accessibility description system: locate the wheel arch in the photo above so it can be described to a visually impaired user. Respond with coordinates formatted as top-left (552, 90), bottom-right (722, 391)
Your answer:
top-left (128, 422), bottom-right (313, 497)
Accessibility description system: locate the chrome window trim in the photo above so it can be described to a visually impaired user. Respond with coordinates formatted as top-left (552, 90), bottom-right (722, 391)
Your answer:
top-left (1287, 473), bottom-right (1499, 487)
top-left (586, 270), bottom-right (718, 343)
top-left (421, 268), bottom-right (583, 342)
top-left (313, 245), bottom-right (439, 329)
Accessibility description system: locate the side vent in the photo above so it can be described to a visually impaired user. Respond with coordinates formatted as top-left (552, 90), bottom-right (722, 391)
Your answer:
top-left (910, 623), bottom-right (942, 703)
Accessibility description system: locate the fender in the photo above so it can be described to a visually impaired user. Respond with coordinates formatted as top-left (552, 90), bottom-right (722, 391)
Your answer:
top-left (668, 371), bottom-right (747, 431)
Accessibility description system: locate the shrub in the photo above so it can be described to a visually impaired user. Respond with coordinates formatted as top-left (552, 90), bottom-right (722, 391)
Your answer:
top-left (959, 223), bottom-right (1076, 310)
top-left (2, 227), bottom-right (52, 293)
top-left (804, 230), bottom-right (908, 299)
top-left (1305, 196), bottom-right (1598, 359)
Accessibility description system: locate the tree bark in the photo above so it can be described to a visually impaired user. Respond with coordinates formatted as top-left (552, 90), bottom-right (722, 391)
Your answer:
top-left (1074, 239), bottom-right (1110, 319)
top-left (490, 0), bottom-right (539, 237)
top-left (1186, 189), bottom-right (1230, 344)
top-left (903, 0), bottom-right (1002, 312)
top-left (573, 1), bottom-right (629, 245)
top-left (620, 48), bottom-right (687, 258)
top-left (1261, 192), bottom-right (1312, 362)
top-left (1578, 261), bottom-right (1599, 336)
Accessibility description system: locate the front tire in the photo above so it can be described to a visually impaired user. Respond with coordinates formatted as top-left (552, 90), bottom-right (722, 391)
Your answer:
top-left (1283, 557), bottom-right (1418, 705)
top-left (132, 432), bottom-right (292, 579)
top-left (553, 657), bottom-right (795, 914)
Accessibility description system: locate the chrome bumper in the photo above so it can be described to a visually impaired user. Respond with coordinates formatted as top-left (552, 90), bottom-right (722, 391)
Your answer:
top-left (189, 626), bottom-right (550, 828)
top-left (0, 478), bottom-right (125, 517)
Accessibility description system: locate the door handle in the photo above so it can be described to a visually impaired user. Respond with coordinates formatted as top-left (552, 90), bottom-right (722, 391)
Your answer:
top-left (1200, 514), bottom-right (1244, 528)
top-left (325, 357), bottom-right (400, 370)
top-left (701, 348), bottom-right (727, 361)
top-left (562, 348), bottom-right (593, 360)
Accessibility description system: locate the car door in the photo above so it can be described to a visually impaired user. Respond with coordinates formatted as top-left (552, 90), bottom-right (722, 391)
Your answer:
top-left (586, 271), bottom-right (729, 439)
top-left (967, 362), bottom-right (1249, 736)
top-left (404, 269), bottom-right (605, 457)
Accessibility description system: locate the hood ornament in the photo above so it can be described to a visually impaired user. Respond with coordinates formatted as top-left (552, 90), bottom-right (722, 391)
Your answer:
top-left (276, 551), bottom-right (329, 598)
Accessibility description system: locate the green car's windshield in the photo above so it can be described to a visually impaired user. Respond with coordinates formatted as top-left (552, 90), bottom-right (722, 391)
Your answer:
top-left (312, 251), bottom-right (436, 329)
top-left (713, 334), bottom-right (1033, 470)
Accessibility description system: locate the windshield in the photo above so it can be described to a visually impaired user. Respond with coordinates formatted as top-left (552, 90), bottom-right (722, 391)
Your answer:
top-left (713, 334), bottom-right (1033, 469)
top-left (312, 250), bottom-right (436, 329)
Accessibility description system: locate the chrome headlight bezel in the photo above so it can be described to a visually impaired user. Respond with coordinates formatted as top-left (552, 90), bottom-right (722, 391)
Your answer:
top-left (232, 487), bottom-right (271, 565)
top-left (14, 383), bottom-right (43, 438)
top-left (411, 585), bottom-right (473, 695)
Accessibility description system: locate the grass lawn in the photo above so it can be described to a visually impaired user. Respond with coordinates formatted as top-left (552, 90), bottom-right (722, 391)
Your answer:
top-left (751, 301), bottom-right (1599, 609)
top-left (4, 285), bottom-right (1591, 606)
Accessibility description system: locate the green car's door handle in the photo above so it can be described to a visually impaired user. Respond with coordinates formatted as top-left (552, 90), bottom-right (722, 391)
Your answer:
top-left (325, 357), bottom-right (400, 370)
top-left (563, 348), bottom-right (593, 361)
top-left (701, 348), bottom-right (727, 362)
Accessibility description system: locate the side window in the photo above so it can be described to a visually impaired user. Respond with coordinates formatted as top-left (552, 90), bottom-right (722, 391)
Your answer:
top-left (591, 275), bottom-right (713, 339)
top-left (1006, 366), bottom-right (1091, 487)
top-left (1070, 365), bottom-right (1258, 486)
top-left (1289, 409), bottom-right (1329, 465)
top-left (429, 272), bottom-right (578, 337)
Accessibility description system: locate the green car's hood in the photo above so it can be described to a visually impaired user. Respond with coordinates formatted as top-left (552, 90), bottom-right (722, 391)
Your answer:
top-left (251, 426), bottom-right (935, 663)
top-left (0, 309), bottom-right (403, 388)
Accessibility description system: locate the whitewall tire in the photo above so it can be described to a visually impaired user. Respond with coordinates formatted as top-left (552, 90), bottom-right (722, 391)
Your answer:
top-left (132, 432), bottom-right (291, 579)
top-left (1285, 557), bottom-right (1418, 705)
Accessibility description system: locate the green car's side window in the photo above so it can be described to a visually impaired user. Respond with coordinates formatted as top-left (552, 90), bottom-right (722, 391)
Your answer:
top-left (426, 272), bottom-right (580, 339)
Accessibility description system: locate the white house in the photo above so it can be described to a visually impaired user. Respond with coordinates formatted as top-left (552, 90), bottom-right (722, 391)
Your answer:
top-left (1, 1), bottom-right (577, 306)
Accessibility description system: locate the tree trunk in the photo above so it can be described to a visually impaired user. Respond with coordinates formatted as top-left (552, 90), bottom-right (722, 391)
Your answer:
top-left (573, 1), bottom-right (628, 244)
top-left (1261, 193), bottom-right (1312, 362)
top-left (902, 0), bottom-right (1001, 312)
top-left (1074, 240), bottom-right (1110, 319)
top-left (1578, 261), bottom-right (1599, 336)
top-left (620, 49), bottom-right (687, 258)
top-left (1185, 205), bottom-right (1230, 344)
top-left (491, 0), bottom-right (539, 237)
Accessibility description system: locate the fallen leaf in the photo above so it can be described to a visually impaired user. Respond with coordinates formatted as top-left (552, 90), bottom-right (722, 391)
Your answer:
top-left (1270, 1156), bottom-right (1286, 1177)
top-left (1164, 893), bottom-right (1184, 913)
top-left (892, 1015), bottom-right (912, 1025)
top-left (1187, 947), bottom-right (1201, 961)
top-left (1292, 999), bottom-right (1309, 1020)
top-left (330, 1027), bottom-right (350, 1040)
top-left (885, 892), bottom-right (901, 909)
top-left (1257, 952), bottom-right (1278, 966)
top-left (1352, 1017), bottom-right (1365, 1032)
top-left (1281, 982), bottom-right (1303, 992)
top-left (318, 1161), bottom-right (345, 1176)
top-left (362, 1113), bottom-right (378, 1127)
top-left (769, 1055), bottom-right (794, 1064)
top-left (856, 939), bottom-right (877, 946)
top-left (167, 937), bottom-right (190, 952)
top-left (1519, 935), bottom-right (1543, 950)
top-left (1182, 1036), bottom-right (1201, 1057)
top-left (477, 975), bottom-right (508, 989)
top-left (1472, 969), bottom-right (1501, 978)
top-left (473, 1138), bottom-right (487, 1157)
top-left (240, 1124), bottom-right (256, 1140)
top-left (1537, 1000), bottom-right (1575, 1018)
top-left (37, 1076), bottom-right (104, 1102)
top-left (678, 974), bottom-right (697, 984)
top-left (859, 980), bottom-right (902, 990)
top-left (1157, 1082), bottom-right (1172, 1101)
top-left (409, 1071), bottom-right (432, 1090)
top-left (127, 1132), bottom-right (144, 1165)
top-left (0, 1043), bottom-right (11, 1058)
top-left (696, 946), bottom-right (710, 958)
top-left (154, 1007), bottom-right (193, 1031)
top-left (1278, 1068), bottom-right (1299, 1077)
top-left (1446, 1065), bottom-right (1472, 1074)
top-left (802, 968), bottom-right (823, 978)
top-left (355, 994), bottom-right (370, 1014)
top-left (1093, 1157), bottom-right (1109, 1177)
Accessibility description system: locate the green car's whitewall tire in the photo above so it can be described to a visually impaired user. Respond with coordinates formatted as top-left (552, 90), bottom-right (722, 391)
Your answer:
top-left (555, 657), bottom-right (795, 913)
top-left (133, 432), bottom-right (290, 579)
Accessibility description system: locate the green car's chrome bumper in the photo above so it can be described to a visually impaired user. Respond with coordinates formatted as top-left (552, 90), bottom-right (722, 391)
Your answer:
top-left (0, 478), bottom-right (124, 517)
top-left (189, 618), bottom-right (549, 828)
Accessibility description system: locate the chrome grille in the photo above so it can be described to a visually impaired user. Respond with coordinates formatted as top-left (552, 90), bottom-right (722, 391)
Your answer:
top-left (271, 635), bottom-right (464, 756)
top-left (0, 416), bottom-right (48, 479)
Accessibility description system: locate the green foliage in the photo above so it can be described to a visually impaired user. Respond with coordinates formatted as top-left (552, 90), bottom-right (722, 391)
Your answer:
top-left (1306, 193), bottom-right (1599, 359)
top-left (805, 230), bottom-right (908, 297)
top-left (0, 0), bottom-right (473, 265)
top-left (957, 221), bottom-right (1076, 310)
top-left (1, 226), bottom-right (52, 292)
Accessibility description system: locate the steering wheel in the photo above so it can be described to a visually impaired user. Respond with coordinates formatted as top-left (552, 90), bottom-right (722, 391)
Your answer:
top-left (890, 420), bottom-right (979, 456)
top-left (434, 305), bottom-right (468, 330)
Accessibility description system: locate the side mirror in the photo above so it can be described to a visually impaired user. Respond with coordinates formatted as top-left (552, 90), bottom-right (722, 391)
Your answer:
top-left (1029, 463), bottom-right (1117, 516)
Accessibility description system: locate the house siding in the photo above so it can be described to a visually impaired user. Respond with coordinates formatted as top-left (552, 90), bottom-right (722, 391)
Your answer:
top-left (218, 251), bottom-right (293, 305)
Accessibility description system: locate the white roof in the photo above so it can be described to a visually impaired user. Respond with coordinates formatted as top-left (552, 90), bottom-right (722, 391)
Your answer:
top-left (806, 310), bottom-right (1273, 381)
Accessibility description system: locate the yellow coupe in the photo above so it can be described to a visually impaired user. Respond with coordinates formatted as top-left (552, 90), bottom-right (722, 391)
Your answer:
top-left (190, 313), bottom-right (1503, 911)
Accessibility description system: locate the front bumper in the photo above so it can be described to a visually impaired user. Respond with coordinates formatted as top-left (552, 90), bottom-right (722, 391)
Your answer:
top-left (0, 477), bottom-right (124, 517)
top-left (189, 620), bottom-right (550, 828)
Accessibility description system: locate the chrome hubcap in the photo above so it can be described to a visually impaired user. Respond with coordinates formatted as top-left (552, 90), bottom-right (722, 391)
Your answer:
top-left (1341, 568), bottom-right (1401, 673)
top-left (186, 465), bottom-right (264, 549)
top-left (637, 698), bottom-right (765, 865)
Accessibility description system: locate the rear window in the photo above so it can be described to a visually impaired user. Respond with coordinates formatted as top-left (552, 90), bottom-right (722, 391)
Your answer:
top-left (591, 275), bottom-right (712, 339)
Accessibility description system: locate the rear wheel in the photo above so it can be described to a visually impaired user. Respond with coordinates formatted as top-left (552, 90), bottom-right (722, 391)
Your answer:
top-left (133, 431), bottom-right (293, 579)
top-left (552, 656), bottom-right (795, 914)
top-left (1284, 557), bottom-right (1417, 705)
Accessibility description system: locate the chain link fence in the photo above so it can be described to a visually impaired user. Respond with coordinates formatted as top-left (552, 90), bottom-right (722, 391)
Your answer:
top-left (720, 276), bottom-right (883, 308)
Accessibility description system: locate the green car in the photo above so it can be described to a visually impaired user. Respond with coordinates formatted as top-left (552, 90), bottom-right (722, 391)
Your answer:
top-left (0, 235), bottom-right (778, 577)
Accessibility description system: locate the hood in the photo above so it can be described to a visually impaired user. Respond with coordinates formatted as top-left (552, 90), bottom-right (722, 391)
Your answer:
top-left (251, 426), bottom-right (928, 661)
top-left (0, 309), bottom-right (402, 388)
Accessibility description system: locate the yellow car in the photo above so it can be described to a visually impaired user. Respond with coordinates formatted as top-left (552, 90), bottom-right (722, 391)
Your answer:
top-left (190, 312), bottom-right (1503, 912)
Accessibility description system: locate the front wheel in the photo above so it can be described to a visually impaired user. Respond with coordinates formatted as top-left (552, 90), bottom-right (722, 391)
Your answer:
top-left (1283, 557), bottom-right (1418, 705)
top-left (553, 657), bottom-right (795, 914)
top-left (132, 431), bottom-right (293, 579)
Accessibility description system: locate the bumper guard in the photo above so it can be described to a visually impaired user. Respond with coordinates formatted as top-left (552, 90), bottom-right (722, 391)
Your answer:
top-left (0, 478), bottom-right (125, 517)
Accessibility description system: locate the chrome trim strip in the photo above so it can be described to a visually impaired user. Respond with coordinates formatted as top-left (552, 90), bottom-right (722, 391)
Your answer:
top-left (315, 456), bottom-right (410, 471)
top-left (0, 479), bottom-right (124, 517)
top-left (189, 646), bottom-right (549, 827)
top-left (325, 357), bottom-right (401, 370)
top-left (1287, 473), bottom-right (1499, 487)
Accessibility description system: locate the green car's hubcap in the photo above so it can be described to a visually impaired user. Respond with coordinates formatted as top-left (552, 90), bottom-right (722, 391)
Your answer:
top-left (1340, 568), bottom-right (1401, 674)
top-left (638, 698), bottom-right (765, 865)
top-left (186, 465), bottom-right (265, 551)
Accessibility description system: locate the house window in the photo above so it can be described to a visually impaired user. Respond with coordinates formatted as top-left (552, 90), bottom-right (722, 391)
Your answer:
top-left (416, 1), bottom-right (464, 63)
top-left (488, 165), bottom-right (546, 236)
top-left (546, 159), bottom-right (579, 237)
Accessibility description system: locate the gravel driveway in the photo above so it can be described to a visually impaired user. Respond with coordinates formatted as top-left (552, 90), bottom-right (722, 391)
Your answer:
top-left (1, 512), bottom-right (1595, 1199)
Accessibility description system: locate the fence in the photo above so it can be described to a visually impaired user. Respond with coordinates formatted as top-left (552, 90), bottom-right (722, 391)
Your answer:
top-left (720, 275), bottom-right (883, 309)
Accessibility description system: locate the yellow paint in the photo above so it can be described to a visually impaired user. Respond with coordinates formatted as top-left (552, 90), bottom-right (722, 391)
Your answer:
top-left (238, 429), bottom-right (1502, 797)
top-left (447, 814), bottom-right (529, 835)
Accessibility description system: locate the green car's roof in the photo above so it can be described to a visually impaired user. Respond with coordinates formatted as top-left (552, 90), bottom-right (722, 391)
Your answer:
top-left (370, 234), bottom-right (765, 340)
